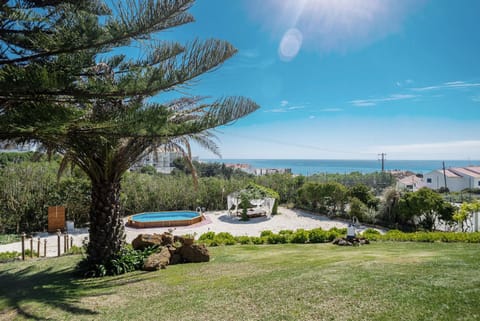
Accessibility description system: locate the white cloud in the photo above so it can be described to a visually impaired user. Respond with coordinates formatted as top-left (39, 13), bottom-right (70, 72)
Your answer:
top-left (246, 0), bottom-right (425, 53)
top-left (288, 105), bottom-right (305, 110)
top-left (396, 79), bottom-right (414, 87)
top-left (411, 81), bottom-right (480, 92)
top-left (350, 94), bottom-right (416, 106)
top-left (369, 140), bottom-right (480, 158)
top-left (309, 115), bottom-right (315, 119)
top-left (472, 96), bottom-right (480, 103)
top-left (267, 108), bottom-right (288, 113)
top-left (265, 101), bottom-right (306, 112)
top-left (320, 108), bottom-right (343, 112)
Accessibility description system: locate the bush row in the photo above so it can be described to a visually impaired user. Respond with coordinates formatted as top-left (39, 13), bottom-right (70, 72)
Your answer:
top-left (364, 229), bottom-right (480, 243)
top-left (197, 228), bottom-right (347, 246)
top-left (198, 228), bottom-right (480, 246)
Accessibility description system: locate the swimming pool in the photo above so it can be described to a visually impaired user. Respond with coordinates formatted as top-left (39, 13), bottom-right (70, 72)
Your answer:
top-left (127, 211), bottom-right (203, 228)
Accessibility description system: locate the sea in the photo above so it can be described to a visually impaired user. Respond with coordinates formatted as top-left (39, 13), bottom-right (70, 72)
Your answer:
top-left (201, 159), bottom-right (480, 176)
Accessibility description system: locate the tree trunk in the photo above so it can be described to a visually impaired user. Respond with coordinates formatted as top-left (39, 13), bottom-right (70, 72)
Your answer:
top-left (86, 178), bottom-right (125, 266)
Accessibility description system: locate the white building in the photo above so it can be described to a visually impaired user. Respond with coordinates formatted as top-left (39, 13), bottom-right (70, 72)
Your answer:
top-left (131, 151), bottom-right (183, 174)
top-left (424, 166), bottom-right (480, 192)
top-left (396, 175), bottom-right (426, 191)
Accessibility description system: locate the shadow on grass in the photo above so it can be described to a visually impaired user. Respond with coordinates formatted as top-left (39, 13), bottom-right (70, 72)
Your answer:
top-left (0, 259), bottom-right (149, 320)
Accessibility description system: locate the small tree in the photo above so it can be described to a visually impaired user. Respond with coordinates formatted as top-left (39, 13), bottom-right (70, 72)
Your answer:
top-left (454, 201), bottom-right (480, 232)
top-left (396, 188), bottom-right (450, 231)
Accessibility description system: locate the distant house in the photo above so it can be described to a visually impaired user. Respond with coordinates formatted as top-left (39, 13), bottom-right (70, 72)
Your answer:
top-left (131, 151), bottom-right (184, 174)
top-left (396, 175), bottom-right (425, 191)
top-left (253, 168), bottom-right (292, 176)
top-left (424, 166), bottom-right (480, 192)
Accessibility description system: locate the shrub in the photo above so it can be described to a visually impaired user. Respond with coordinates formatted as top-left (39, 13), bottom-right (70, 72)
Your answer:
top-left (66, 245), bottom-right (84, 255)
top-left (260, 230), bottom-right (274, 238)
top-left (24, 249), bottom-right (37, 257)
top-left (198, 231), bottom-right (216, 242)
top-left (235, 236), bottom-right (252, 245)
top-left (309, 228), bottom-right (328, 243)
top-left (0, 251), bottom-right (20, 262)
top-left (77, 245), bottom-right (159, 277)
top-left (329, 227), bottom-right (347, 235)
top-left (290, 229), bottom-right (309, 243)
top-left (250, 236), bottom-right (264, 245)
top-left (362, 228), bottom-right (381, 241)
top-left (377, 231), bottom-right (480, 243)
top-left (265, 233), bottom-right (288, 244)
top-left (363, 228), bottom-right (380, 235)
top-left (213, 232), bottom-right (236, 246)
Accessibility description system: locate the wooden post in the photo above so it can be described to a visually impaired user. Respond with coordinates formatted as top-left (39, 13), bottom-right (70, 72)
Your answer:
top-left (70, 236), bottom-right (73, 249)
top-left (29, 236), bottom-right (33, 258)
top-left (37, 238), bottom-right (41, 258)
top-left (64, 233), bottom-right (68, 253)
top-left (44, 239), bottom-right (47, 257)
top-left (21, 232), bottom-right (26, 261)
top-left (57, 229), bottom-right (61, 256)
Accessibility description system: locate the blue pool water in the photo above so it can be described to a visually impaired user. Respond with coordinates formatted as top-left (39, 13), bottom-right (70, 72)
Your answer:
top-left (131, 211), bottom-right (200, 222)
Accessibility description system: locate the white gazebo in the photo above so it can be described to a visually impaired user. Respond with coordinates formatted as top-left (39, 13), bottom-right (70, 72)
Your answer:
top-left (227, 191), bottom-right (275, 218)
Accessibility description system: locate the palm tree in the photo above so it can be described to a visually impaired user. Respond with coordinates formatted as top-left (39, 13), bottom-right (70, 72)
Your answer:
top-left (0, 0), bottom-right (259, 272)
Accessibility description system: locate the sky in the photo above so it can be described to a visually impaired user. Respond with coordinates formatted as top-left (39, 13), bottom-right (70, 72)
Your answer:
top-left (162, 0), bottom-right (480, 160)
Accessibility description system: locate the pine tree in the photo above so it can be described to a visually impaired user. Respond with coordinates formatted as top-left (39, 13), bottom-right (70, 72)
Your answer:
top-left (0, 0), bottom-right (259, 274)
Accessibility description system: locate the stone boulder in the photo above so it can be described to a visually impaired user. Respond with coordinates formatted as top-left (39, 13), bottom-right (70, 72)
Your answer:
top-left (332, 237), bottom-right (369, 246)
top-left (143, 247), bottom-right (171, 271)
top-left (179, 244), bottom-right (210, 263)
top-left (135, 232), bottom-right (210, 271)
top-left (132, 233), bottom-right (175, 250)
top-left (132, 234), bottom-right (163, 250)
top-left (174, 235), bottom-right (194, 246)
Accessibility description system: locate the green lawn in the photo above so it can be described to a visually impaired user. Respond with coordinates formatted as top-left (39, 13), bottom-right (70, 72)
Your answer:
top-left (1, 242), bottom-right (479, 321)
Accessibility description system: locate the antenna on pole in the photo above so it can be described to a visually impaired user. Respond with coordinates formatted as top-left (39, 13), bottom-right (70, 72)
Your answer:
top-left (378, 153), bottom-right (387, 172)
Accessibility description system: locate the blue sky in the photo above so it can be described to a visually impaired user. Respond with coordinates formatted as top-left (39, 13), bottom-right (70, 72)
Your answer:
top-left (165, 0), bottom-right (480, 160)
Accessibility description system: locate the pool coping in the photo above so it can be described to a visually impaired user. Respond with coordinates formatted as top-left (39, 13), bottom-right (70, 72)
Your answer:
top-left (126, 211), bottom-right (204, 228)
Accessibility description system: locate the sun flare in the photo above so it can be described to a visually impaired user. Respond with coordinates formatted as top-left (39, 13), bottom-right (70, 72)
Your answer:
top-left (248, 0), bottom-right (424, 58)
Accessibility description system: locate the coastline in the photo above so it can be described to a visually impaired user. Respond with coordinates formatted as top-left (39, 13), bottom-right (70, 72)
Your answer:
top-left (202, 158), bottom-right (480, 175)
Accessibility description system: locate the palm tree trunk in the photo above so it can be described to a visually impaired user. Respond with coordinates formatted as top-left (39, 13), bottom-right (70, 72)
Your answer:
top-left (86, 178), bottom-right (125, 265)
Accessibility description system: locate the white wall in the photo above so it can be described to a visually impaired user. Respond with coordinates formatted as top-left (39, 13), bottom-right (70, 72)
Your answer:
top-left (424, 171), bottom-right (466, 192)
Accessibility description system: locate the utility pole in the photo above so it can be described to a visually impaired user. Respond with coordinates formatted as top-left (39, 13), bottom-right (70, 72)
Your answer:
top-left (378, 153), bottom-right (387, 172)
top-left (442, 161), bottom-right (448, 191)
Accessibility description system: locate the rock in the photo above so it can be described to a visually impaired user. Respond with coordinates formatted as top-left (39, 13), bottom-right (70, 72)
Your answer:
top-left (359, 238), bottom-right (370, 245)
top-left (143, 247), bottom-right (171, 271)
top-left (179, 244), bottom-right (210, 263)
top-left (131, 232), bottom-right (175, 250)
top-left (161, 233), bottom-right (174, 246)
top-left (174, 235), bottom-right (194, 246)
top-left (333, 237), bottom-right (369, 246)
top-left (132, 233), bottom-right (163, 250)
top-left (170, 253), bottom-right (183, 265)
top-left (166, 244), bottom-right (177, 255)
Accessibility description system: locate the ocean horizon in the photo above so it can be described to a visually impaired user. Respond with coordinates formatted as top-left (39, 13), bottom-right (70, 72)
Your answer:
top-left (201, 159), bottom-right (480, 176)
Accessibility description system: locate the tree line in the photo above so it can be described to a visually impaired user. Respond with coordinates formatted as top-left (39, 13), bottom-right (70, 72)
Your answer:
top-left (2, 154), bottom-right (474, 234)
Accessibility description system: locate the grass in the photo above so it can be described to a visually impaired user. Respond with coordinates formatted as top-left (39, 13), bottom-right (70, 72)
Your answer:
top-left (0, 242), bottom-right (479, 320)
